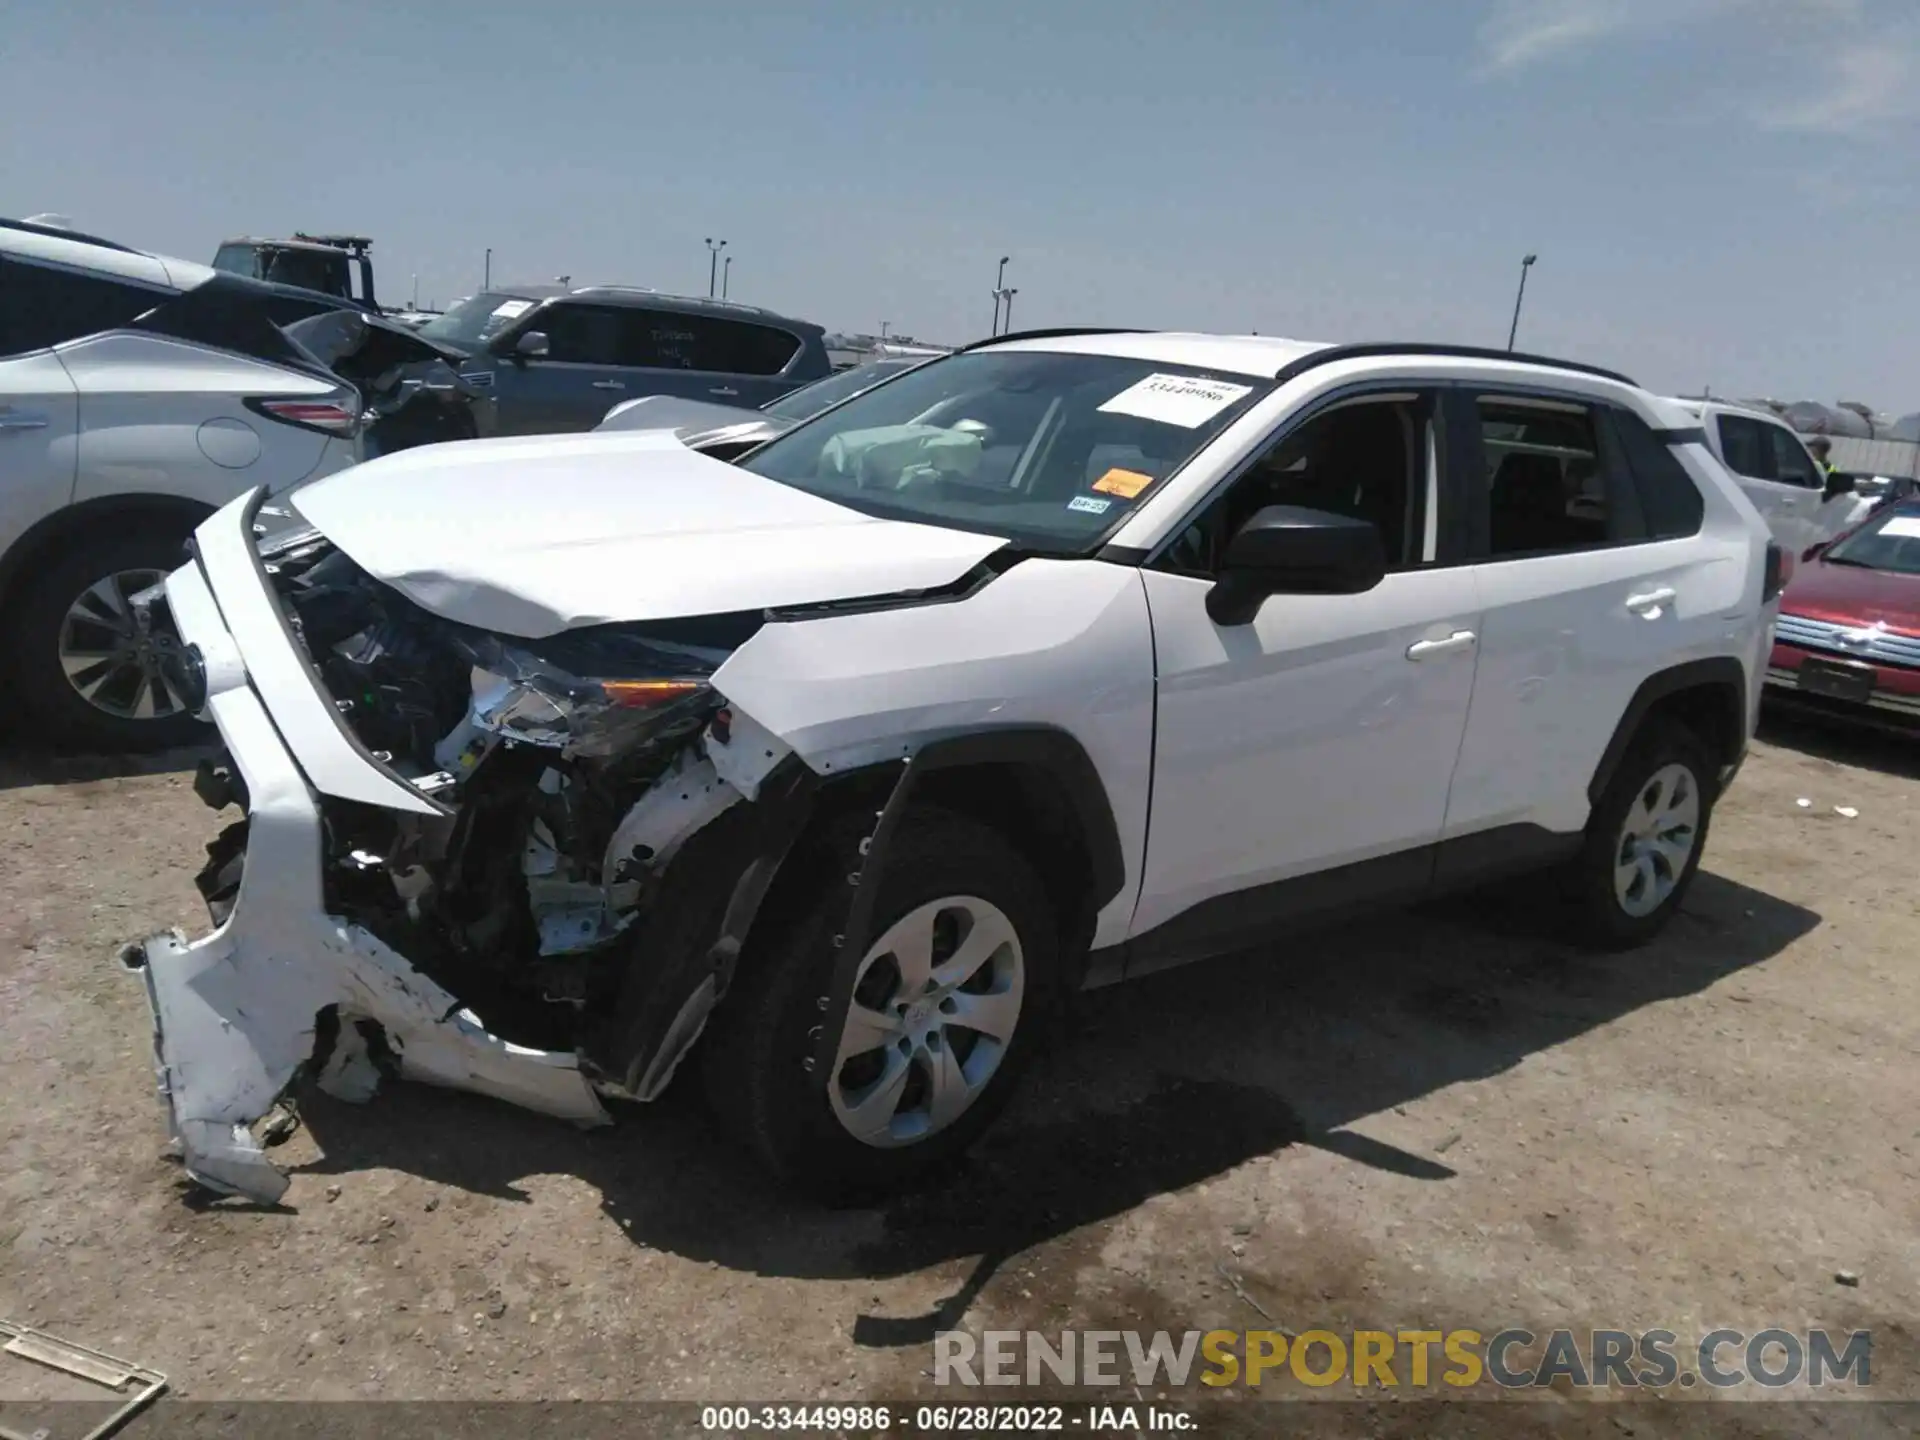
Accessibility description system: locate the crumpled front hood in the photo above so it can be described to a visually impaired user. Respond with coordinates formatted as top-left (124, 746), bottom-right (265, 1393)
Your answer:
top-left (290, 430), bottom-right (1009, 638)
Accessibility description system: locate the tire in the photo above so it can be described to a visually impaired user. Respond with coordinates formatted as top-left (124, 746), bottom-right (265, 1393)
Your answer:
top-left (701, 807), bottom-right (1060, 1204)
top-left (1564, 720), bottom-right (1716, 950)
top-left (9, 528), bottom-right (208, 753)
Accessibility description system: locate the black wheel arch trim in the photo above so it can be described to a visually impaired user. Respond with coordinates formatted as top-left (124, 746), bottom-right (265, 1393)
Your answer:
top-left (1587, 657), bottom-right (1749, 806)
top-left (798, 725), bottom-right (1127, 1093)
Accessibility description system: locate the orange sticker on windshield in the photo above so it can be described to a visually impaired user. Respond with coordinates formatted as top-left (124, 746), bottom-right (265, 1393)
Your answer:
top-left (1091, 467), bottom-right (1155, 499)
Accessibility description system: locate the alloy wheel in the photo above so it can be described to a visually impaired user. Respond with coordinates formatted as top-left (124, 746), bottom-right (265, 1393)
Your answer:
top-left (1612, 762), bottom-right (1701, 919)
top-left (57, 569), bottom-right (190, 722)
top-left (828, 895), bottom-right (1025, 1149)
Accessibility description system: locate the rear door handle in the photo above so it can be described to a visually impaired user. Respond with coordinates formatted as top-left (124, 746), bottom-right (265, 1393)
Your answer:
top-left (708, 386), bottom-right (740, 398)
top-left (1406, 630), bottom-right (1476, 660)
top-left (0, 408), bottom-right (50, 431)
top-left (1626, 586), bottom-right (1676, 612)
top-left (591, 379), bottom-right (626, 391)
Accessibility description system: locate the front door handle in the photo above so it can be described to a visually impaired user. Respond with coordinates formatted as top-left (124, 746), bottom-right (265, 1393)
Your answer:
top-left (591, 379), bottom-right (626, 391)
top-left (1406, 630), bottom-right (1477, 660)
top-left (0, 409), bottom-right (50, 431)
top-left (1626, 586), bottom-right (1677, 613)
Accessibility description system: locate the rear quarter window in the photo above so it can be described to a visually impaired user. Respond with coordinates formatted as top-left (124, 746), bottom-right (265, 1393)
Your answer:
top-left (1613, 409), bottom-right (1706, 538)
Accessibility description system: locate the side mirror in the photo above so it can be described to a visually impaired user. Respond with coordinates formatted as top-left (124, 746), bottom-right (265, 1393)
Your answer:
top-left (511, 330), bottom-right (550, 360)
top-left (1205, 505), bottom-right (1388, 626)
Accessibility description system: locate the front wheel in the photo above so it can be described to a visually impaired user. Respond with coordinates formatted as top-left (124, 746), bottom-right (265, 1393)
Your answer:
top-left (1565, 721), bottom-right (1716, 949)
top-left (9, 529), bottom-right (209, 752)
top-left (701, 808), bottom-right (1059, 1203)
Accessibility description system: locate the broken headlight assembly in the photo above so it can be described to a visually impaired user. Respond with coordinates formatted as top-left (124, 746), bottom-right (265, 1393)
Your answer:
top-left (449, 629), bottom-right (729, 765)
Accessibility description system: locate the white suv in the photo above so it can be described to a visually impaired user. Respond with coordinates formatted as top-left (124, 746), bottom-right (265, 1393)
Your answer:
top-left (1672, 397), bottom-right (1868, 556)
top-left (125, 331), bottom-right (1779, 1204)
top-left (0, 218), bottom-right (361, 749)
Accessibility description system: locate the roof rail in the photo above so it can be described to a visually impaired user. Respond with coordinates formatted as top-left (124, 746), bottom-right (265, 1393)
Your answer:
top-left (1274, 342), bottom-right (1636, 388)
top-left (960, 326), bottom-right (1150, 352)
top-left (1, 216), bottom-right (141, 255)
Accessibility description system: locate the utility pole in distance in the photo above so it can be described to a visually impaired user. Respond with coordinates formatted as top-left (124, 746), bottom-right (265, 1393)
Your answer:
top-left (705, 237), bottom-right (727, 298)
top-left (1506, 253), bottom-right (1537, 351)
top-left (992, 255), bottom-right (1010, 335)
top-left (723, 255), bottom-right (732, 299)
top-left (1001, 288), bottom-right (1018, 333)
top-left (484, 248), bottom-right (492, 290)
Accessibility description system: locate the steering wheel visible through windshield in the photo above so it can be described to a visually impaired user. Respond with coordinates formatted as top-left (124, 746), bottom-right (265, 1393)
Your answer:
top-left (737, 349), bottom-right (1272, 554)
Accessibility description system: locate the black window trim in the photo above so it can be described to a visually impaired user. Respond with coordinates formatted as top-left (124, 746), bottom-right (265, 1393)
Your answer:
top-left (1141, 379), bottom-right (1461, 577)
top-left (1609, 405), bottom-right (1707, 541)
top-left (1453, 383), bottom-right (1660, 563)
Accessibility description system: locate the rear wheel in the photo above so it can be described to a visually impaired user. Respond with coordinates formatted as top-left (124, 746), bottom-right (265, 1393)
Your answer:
top-left (1565, 721), bottom-right (1716, 949)
top-left (10, 529), bottom-right (208, 752)
top-left (701, 808), bottom-right (1059, 1203)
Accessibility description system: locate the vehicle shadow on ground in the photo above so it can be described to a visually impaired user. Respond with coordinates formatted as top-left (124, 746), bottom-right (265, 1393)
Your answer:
top-left (1758, 708), bottom-right (1920, 780)
top-left (294, 867), bottom-right (1817, 1345)
top-left (0, 740), bottom-right (213, 793)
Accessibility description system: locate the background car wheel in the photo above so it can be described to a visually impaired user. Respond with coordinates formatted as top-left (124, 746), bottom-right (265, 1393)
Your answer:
top-left (1565, 721), bottom-right (1716, 950)
top-left (10, 529), bottom-right (208, 753)
top-left (701, 807), bottom-right (1059, 1204)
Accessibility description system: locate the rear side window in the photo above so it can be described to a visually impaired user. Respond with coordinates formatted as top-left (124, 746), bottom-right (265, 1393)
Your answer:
top-left (1476, 396), bottom-right (1621, 556)
top-left (0, 258), bottom-right (164, 358)
top-left (620, 310), bottom-right (801, 374)
top-left (1610, 409), bottom-right (1705, 539)
top-left (1715, 414), bottom-right (1772, 479)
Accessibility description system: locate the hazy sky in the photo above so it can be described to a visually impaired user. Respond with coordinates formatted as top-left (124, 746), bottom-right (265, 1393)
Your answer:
top-left (5, 0), bottom-right (1917, 406)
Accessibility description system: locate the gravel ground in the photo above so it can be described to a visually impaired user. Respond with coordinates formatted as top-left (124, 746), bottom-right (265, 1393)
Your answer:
top-left (1, 713), bottom-right (1916, 1437)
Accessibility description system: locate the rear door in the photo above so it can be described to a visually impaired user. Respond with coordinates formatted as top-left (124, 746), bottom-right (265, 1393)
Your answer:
top-left (0, 257), bottom-right (152, 557)
top-left (606, 309), bottom-right (807, 410)
top-left (1444, 389), bottom-right (1727, 844)
top-left (487, 301), bottom-right (632, 435)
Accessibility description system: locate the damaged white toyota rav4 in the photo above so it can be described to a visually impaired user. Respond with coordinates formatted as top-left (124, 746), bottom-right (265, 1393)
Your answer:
top-left (125, 329), bottom-right (1782, 1205)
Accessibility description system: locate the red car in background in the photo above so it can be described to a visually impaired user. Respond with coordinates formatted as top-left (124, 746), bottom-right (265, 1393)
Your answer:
top-left (1767, 498), bottom-right (1920, 731)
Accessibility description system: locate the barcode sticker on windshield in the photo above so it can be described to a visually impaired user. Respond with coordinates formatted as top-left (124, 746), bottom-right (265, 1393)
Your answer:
top-left (1098, 373), bottom-right (1254, 429)
top-left (491, 299), bottom-right (534, 318)
top-left (1880, 515), bottom-right (1920, 539)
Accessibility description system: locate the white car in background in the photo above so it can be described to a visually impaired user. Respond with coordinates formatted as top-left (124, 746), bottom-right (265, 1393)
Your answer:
top-left (1, 217), bottom-right (363, 749)
top-left (1671, 398), bottom-right (1869, 556)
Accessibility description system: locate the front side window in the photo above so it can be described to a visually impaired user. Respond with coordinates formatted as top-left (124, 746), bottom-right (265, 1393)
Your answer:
top-left (538, 303), bottom-right (625, 365)
top-left (1715, 414), bottom-right (1772, 479)
top-left (1479, 396), bottom-right (1614, 555)
top-left (0, 259), bottom-right (166, 358)
top-left (737, 350), bottom-right (1271, 554)
top-left (1768, 426), bottom-right (1823, 488)
top-left (1160, 394), bottom-right (1427, 576)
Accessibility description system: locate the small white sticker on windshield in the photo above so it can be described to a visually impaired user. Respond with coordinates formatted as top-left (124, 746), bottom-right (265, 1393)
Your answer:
top-left (1880, 515), bottom-right (1920, 539)
top-left (491, 299), bottom-right (535, 318)
top-left (1067, 495), bottom-right (1112, 515)
top-left (1098, 372), bottom-right (1255, 429)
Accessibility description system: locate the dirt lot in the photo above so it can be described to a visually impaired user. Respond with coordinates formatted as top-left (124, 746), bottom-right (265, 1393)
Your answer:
top-left (1, 713), bottom-right (1917, 1435)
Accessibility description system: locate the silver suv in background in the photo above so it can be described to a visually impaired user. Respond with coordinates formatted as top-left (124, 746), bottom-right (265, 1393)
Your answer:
top-left (417, 286), bottom-right (830, 436)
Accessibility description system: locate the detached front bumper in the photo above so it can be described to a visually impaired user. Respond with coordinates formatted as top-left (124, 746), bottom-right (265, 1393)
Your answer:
top-left (124, 493), bottom-right (607, 1205)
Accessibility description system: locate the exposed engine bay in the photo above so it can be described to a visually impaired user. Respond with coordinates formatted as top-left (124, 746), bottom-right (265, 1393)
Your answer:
top-left (216, 525), bottom-right (782, 1080)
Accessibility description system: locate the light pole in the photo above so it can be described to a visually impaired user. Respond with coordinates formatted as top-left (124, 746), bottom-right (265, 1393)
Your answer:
top-left (484, 248), bottom-right (492, 290)
top-left (1506, 253), bottom-right (1537, 352)
top-left (705, 238), bottom-right (727, 298)
top-left (1001, 288), bottom-right (1018, 333)
top-left (722, 255), bottom-right (732, 299)
top-left (992, 256), bottom-right (1010, 335)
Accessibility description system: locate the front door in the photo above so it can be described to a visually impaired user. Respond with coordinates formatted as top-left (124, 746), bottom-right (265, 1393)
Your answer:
top-left (1131, 389), bottom-right (1482, 952)
top-left (487, 301), bottom-right (636, 435)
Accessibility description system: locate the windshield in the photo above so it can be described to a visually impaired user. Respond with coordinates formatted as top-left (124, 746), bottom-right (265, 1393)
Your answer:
top-left (1826, 507), bottom-right (1920, 576)
top-left (738, 350), bottom-right (1270, 553)
top-left (417, 291), bottom-right (543, 349)
top-left (761, 360), bottom-right (918, 422)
